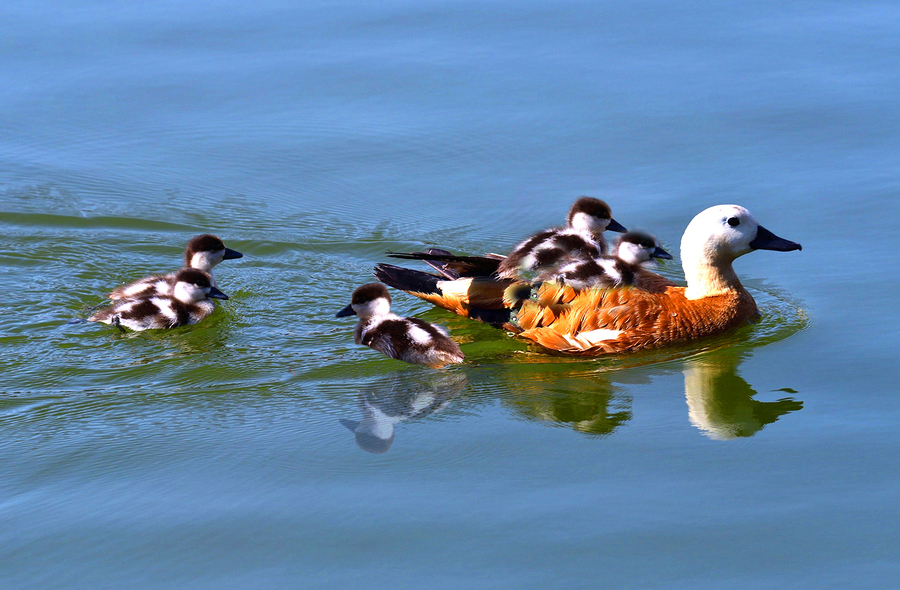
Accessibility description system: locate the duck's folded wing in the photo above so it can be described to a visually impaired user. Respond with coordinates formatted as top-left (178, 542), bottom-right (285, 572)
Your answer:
top-left (386, 250), bottom-right (503, 279)
top-left (108, 274), bottom-right (172, 300)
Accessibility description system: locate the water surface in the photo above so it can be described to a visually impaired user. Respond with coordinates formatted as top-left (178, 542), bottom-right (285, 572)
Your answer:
top-left (2, 1), bottom-right (899, 588)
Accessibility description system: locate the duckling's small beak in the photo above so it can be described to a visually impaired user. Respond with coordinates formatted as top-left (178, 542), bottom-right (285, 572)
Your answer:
top-left (749, 225), bottom-right (802, 252)
top-left (208, 287), bottom-right (229, 300)
top-left (652, 246), bottom-right (673, 260)
top-left (607, 219), bottom-right (627, 233)
top-left (223, 248), bottom-right (243, 260)
top-left (336, 304), bottom-right (356, 317)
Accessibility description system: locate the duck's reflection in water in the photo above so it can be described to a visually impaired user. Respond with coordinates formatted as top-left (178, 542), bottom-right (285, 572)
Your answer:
top-left (683, 349), bottom-right (803, 440)
top-left (500, 366), bottom-right (632, 437)
top-left (498, 344), bottom-right (802, 439)
top-left (341, 371), bottom-right (468, 453)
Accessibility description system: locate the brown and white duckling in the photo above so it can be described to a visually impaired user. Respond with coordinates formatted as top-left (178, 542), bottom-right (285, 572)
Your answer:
top-left (496, 197), bottom-right (627, 279)
top-left (537, 230), bottom-right (673, 290)
top-left (90, 268), bottom-right (228, 331)
top-left (336, 283), bottom-right (465, 368)
top-left (108, 234), bottom-right (243, 300)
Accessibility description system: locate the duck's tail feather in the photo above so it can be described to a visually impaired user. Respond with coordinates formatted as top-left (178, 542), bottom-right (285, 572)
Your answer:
top-left (374, 263), bottom-right (443, 296)
top-left (373, 263), bottom-right (515, 328)
top-left (386, 249), bottom-right (503, 278)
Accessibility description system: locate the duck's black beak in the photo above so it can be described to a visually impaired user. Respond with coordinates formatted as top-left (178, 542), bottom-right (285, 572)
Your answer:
top-left (208, 287), bottom-right (229, 300)
top-left (607, 219), bottom-right (627, 233)
top-left (652, 246), bottom-right (673, 260)
top-left (223, 248), bottom-right (244, 260)
top-left (750, 225), bottom-right (802, 252)
top-left (336, 304), bottom-right (356, 318)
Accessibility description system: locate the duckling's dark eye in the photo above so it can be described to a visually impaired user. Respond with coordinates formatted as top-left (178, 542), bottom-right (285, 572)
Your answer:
top-left (727, 217), bottom-right (740, 227)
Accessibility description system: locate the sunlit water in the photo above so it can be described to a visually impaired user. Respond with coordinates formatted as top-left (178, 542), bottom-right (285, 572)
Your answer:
top-left (2, 0), bottom-right (899, 588)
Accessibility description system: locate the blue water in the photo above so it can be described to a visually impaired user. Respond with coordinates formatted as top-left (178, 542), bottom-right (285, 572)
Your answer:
top-left (2, 1), bottom-right (899, 588)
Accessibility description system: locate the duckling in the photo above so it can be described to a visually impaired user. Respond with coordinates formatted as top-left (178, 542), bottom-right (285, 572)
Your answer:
top-left (90, 268), bottom-right (228, 331)
top-left (108, 234), bottom-right (242, 300)
top-left (536, 230), bottom-right (674, 290)
top-left (336, 283), bottom-right (465, 368)
top-left (496, 197), bottom-right (627, 279)
top-left (514, 205), bottom-right (802, 355)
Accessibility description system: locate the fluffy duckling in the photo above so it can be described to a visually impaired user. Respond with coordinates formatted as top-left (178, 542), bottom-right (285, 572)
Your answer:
top-left (515, 205), bottom-right (802, 355)
top-left (496, 197), bottom-right (627, 279)
top-left (336, 283), bottom-right (465, 368)
top-left (108, 234), bottom-right (242, 300)
top-left (90, 268), bottom-right (228, 331)
top-left (537, 230), bottom-right (673, 290)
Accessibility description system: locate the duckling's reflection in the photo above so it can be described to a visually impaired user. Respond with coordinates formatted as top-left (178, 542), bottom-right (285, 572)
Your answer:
top-left (341, 371), bottom-right (468, 453)
top-left (683, 349), bottom-right (803, 440)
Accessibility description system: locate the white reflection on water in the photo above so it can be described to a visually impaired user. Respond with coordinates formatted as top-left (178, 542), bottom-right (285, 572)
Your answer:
top-left (340, 371), bottom-right (468, 453)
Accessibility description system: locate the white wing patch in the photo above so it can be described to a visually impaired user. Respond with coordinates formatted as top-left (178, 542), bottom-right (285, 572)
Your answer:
top-left (597, 259), bottom-right (622, 284)
top-left (123, 281), bottom-right (151, 297)
top-left (565, 328), bottom-right (622, 348)
top-left (153, 298), bottom-right (178, 326)
top-left (407, 324), bottom-right (433, 345)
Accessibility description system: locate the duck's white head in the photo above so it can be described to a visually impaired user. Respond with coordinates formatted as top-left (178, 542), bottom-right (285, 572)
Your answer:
top-left (681, 205), bottom-right (801, 299)
top-left (615, 230), bottom-right (673, 265)
top-left (171, 268), bottom-right (230, 303)
top-left (336, 283), bottom-right (392, 320)
top-left (567, 197), bottom-right (627, 235)
top-left (184, 234), bottom-right (244, 272)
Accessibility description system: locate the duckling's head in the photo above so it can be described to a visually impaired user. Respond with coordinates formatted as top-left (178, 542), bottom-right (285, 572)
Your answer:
top-left (184, 234), bottom-right (244, 272)
top-left (336, 283), bottom-right (392, 319)
top-left (172, 268), bottom-right (229, 303)
top-left (681, 205), bottom-right (801, 265)
top-left (567, 197), bottom-right (627, 235)
top-left (616, 230), bottom-right (673, 265)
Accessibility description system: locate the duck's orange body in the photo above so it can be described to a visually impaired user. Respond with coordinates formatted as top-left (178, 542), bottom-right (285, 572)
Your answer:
top-left (515, 281), bottom-right (758, 355)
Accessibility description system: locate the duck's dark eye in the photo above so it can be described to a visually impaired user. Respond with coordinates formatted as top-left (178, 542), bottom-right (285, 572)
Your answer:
top-left (727, 217), bottom-right (740, 227)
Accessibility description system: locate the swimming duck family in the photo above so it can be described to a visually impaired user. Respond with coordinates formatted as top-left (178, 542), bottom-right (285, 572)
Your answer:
top-left (374, 204), bottom-right (800, 355)
top-left (336, 283), bottom-right (465, 368)
top-left (80, 202), bottom-right (800, 361)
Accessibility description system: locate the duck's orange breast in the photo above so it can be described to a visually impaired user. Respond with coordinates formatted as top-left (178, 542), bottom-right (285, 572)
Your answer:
top-left (515, 282), bottom-right (759, 355)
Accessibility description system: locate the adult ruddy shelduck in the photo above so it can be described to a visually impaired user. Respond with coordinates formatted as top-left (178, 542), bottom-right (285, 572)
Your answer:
top-left (514, 204), bottom-right (801, 355)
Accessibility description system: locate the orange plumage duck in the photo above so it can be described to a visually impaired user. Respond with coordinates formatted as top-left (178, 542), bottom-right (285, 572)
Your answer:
top-left (514, 204), bottom-right (801, 355)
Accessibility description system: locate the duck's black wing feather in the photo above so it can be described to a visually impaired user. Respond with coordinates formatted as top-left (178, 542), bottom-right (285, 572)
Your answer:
top-left (386, 249), bottom-right (503, 279)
